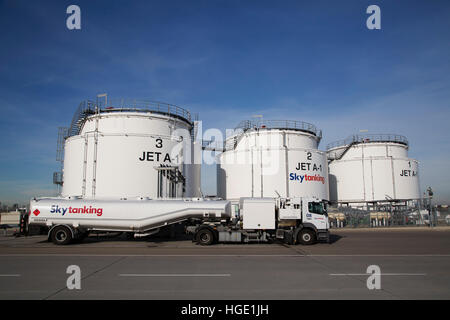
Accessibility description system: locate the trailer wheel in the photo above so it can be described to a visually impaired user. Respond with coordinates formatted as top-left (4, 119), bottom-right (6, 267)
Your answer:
top-left (298, 229), bottom-right (316, 245)
top-left (196, 229), bottom-right (214, 246)
top-left (51, 226), bottom-right (73, 245)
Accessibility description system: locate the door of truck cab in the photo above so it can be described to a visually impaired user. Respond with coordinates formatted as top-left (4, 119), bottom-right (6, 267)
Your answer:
top-left (303, 200), bottom-right (329, 230)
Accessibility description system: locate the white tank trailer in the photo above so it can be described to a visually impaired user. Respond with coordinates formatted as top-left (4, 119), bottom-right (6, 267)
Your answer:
top-left (58, 99), bottom-right (201, 199)
top-left (217, 120), bottom-right (329, 204)
top-left (29, 196), bottom-right (329, 245)
top-left (326, 134), bottom-right (420, 207)
top-left (30, 197), bottom-right (231, 234)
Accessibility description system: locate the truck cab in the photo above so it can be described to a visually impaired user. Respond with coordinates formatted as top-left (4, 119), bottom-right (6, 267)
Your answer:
top-left (277, 197), bottom-right (329, 245)
top-left (191, 197), bottom-right (329, 245)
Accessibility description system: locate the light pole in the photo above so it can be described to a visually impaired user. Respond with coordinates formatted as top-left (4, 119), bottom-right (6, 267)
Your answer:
top-left (427, 187), bottom-right (434, 227)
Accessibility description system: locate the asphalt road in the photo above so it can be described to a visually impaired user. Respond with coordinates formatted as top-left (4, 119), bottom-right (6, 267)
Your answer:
top-left (0, 227), bottom-right (449, 299)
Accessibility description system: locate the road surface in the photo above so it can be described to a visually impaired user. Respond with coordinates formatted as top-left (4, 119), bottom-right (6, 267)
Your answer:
top-left (0, 227), bottom-right (449, 299)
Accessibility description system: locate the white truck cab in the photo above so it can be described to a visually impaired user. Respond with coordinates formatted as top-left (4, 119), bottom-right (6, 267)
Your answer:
top-left (192, 197), bottom-right (330, 245)
top-left (277, 197), bottom-right (329, 245)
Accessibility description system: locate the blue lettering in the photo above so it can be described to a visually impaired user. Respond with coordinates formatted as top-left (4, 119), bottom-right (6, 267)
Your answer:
top-left (289, 173), bottom-right (305, 183)
top-left (50, 205), bottom-right (56, 213)
top-left (62, 208), bottom-right (67, 215)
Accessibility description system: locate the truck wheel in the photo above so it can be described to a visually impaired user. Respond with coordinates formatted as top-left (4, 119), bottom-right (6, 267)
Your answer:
top-left (196, 229), bottom-right (214, 246)
top-left (298, 229), bottom-right (316, 245)
top-left (51, 226), bottom-right (73, 245)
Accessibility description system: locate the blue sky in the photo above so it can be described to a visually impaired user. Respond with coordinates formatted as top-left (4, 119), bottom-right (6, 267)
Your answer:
top-left (0, 0), bottom-right (449, 205)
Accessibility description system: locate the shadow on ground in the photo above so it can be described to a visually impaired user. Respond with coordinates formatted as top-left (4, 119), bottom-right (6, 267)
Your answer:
top-left (328, 233), bottom-right (343, 244)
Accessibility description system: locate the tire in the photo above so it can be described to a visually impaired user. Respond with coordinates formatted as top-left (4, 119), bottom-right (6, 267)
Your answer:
top-left (196, 228), bottom-right (214, 246)
top-left (297, 229), bottom-right (316, 245)
top-left (51, 226), bottom-right (73, 245)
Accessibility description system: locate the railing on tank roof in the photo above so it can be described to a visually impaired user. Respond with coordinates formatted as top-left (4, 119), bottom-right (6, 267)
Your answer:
top-left (235, 119), bottom-right (322, 137)
top-left (200, 120), bottom-right (322, 152)
top-left (68, 99), bottom-right (192, 137)
top-left (202, 139), bottom-right (225, 152)
top-left (326, 134), bottom-right (409, 150)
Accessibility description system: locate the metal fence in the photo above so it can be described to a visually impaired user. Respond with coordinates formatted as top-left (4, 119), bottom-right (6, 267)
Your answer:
top-left (202, 139), bottom-right (225, 152)
top-left (326, 134), bottom-right (409, 151)
top-left (327, 200), bottom-right (449, 229)
top-left (67, 99), bottom-right (193, 138)
top-left (98, 98), bottom-right (192, 122)
top-left (235, 119), bottom-right (322, 138)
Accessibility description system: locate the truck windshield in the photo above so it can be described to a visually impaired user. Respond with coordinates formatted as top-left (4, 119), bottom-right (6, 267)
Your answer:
top-left (308, 202), bottom-right (327, 215)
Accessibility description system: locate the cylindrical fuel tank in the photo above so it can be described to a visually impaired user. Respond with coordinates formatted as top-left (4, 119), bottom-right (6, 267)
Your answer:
top-left (61, 99), bottom-right (201, 199)
top-left (217, 120), bottom-right (329, 203)
top-left (327, 134), bottom-right (420, 204)
top-left (29, 197), bottom-right (231, 232)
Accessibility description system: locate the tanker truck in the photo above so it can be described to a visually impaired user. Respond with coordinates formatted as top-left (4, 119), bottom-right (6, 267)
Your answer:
top-left (28, 196), bottom-right (329, 245)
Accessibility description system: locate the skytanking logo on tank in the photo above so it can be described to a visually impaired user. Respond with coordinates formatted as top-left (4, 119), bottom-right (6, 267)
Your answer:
top-left (50, 205), bottom-right (103, 216)
top-left (289, 173), bottom-right (325, 184)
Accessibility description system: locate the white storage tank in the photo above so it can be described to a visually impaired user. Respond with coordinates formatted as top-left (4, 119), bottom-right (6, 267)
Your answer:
top-left (61, 99), bottom-right (201, 199)
top-left (327, 134), bottom-right (420, 205)
top-left (217, 120), bottom-right (329, 203)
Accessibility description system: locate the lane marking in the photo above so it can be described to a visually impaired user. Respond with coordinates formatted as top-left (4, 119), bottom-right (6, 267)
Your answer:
top-left (119, 273), bottom-right (231, 277)
top-left (330, 273), bottom-right (427, 276)
top-left (0, 274), bottom-right (21, 277)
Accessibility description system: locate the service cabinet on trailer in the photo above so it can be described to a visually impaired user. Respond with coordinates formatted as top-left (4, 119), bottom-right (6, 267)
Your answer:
top-left (190, 197), bottom-right (329, 245)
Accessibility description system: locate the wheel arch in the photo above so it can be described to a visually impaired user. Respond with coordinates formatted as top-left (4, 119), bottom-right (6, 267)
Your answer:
top-left (47, 224), bottom-right (76, 241)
